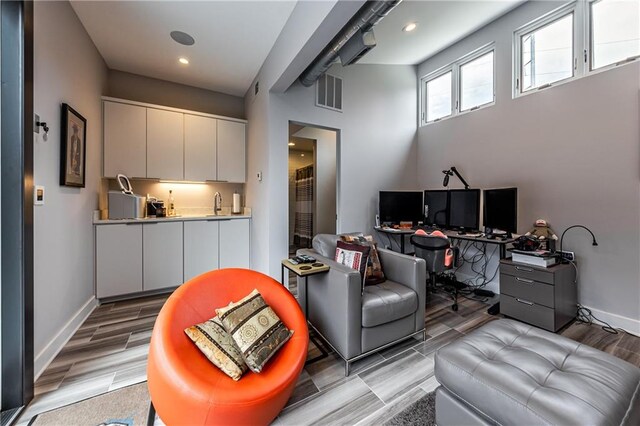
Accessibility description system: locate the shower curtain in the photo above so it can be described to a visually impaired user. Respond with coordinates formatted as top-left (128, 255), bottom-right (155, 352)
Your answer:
top-left (293, 165), bottom-right (314, 248)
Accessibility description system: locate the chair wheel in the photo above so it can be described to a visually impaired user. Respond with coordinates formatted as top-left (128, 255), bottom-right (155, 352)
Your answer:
top-left (452, 304), bottom-right (458, 311)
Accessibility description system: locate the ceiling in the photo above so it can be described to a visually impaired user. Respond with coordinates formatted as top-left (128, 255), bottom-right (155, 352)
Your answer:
top-left (70, 1), bottom-right (297, 97)
top-left (359, 0), bottom-right (525, 65)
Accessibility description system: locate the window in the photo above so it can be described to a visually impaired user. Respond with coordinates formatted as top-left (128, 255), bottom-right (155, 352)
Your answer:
top-left (426, 71), bottom-right (452, 122)
top-left (590, 0), bottom-right (640, 70)
top-left (460, 51), bottom-right (494, 111)
top-left (421, 43), bottom-right (495, 125)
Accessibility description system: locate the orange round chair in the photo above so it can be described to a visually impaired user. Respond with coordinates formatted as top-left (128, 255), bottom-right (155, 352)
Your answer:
top-left (147, 268), bottom-right (308, 426)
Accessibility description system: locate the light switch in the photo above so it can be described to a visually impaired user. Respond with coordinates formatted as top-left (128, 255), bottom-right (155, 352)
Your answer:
top-left (34, 185), bottom-right (45, 205)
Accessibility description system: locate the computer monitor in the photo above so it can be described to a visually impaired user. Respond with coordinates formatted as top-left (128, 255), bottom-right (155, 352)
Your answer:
top-left (448, 189), bottom-right (480, 231)
top-left (378, 191), bottom-right (424, 225)
top-left (424, 190), bottom-right (449, 228)
top-left (484, 187), bottom-right (518, 234)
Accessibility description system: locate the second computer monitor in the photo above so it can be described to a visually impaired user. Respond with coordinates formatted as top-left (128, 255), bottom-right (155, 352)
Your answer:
top-left (424, 190), bottom-right (449, 227)
top-left (448, 189), bottom-right (481, 231)
top-left (483, 187), bottom-right (517, 234)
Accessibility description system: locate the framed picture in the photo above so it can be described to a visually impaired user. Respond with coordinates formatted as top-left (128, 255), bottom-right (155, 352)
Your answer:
top-left (60, 103), bottom-right (87, 187)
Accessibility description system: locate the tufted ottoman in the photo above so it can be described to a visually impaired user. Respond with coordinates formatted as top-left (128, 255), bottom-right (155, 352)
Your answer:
top-left (434, 319), bottom-right (640, 425)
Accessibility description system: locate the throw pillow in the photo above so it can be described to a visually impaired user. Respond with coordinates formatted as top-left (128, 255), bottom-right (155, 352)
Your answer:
top-left (184, 316), bottom-right (248, 381)
top-left (216, 289), bottom-right (293, 373)
top-left (340, 234), bottom-right (386, 285)
top-left (335, 240), bottom-right (371, 291)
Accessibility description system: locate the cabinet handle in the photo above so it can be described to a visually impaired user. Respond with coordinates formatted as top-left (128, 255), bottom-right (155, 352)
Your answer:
top-left (516, 298), bottom-right (534, 306)
top-left (515, 266), bottom-right (533, 272)
top-left (515, 277), bottom-right (534, 284)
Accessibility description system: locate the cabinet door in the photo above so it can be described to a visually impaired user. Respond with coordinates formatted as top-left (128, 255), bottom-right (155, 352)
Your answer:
top-left (219, 219), bottom-right (250, 268)
top-left (184, 220), bottom-right (220, 282)
top-left (147, 108), bottom-right (184, 180)
top-left (184, 115), bottom-right (217, 181)
top-left (143, 222), bottom-right (184, 291)
top-left (103, 102), bottom-right (146, 178)
top-left (96, 224), bottom-right (143, 298)
top-left (217, 120), bottom-right (246, 183)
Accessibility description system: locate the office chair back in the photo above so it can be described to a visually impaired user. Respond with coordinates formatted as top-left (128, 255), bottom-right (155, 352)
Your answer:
top-left (410, 234), bottom-right (451, 274)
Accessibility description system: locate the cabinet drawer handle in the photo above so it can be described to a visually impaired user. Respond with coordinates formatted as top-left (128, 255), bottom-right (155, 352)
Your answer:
top-left (515, 277), bottom-right (534, 284)
top-left (516, 298), bottom-right (534, 306)
top-left (515, 266), bottom-right (533, 272)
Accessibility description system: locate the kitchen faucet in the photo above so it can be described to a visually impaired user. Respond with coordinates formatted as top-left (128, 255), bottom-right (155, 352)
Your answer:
top-left (214, 192), bottom-right (222, 215)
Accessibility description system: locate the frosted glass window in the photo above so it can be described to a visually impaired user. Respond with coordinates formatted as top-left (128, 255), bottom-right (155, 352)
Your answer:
top-left (460, 51), bottom-right (494, 111)
top-left (591, 0), bottom-right (640, 69)
top-left (521, 14), bottom-right (574, 92)
top-left (426, 71), bottom-right (452, 122)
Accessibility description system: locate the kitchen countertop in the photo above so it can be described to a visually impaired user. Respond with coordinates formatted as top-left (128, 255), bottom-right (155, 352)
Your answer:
top-left (94, 212), bottom-right (251, 225)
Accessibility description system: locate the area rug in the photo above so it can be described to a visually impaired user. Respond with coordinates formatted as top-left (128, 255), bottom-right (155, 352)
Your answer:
top-left (31, 383), bottom-right (150, 426)
top-left (384, 390), bottom-right (436, 426)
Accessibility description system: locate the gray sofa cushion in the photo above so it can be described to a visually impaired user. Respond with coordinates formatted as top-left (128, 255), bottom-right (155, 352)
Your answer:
top-left (362, 280), bottom-right (418, 328)
top-left (435, 319), bottom-right (640, 426)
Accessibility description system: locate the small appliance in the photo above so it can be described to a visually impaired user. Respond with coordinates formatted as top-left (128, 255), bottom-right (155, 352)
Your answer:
top-left (108, 174), bottom-right (146, 220)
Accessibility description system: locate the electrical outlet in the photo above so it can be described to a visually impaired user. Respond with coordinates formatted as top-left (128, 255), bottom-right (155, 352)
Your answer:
top-left (558, 250), bottom-right (575, 261)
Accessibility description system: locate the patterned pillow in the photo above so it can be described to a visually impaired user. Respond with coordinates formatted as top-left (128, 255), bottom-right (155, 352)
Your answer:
top-left (184, 316), bottom-right (248, 381)
top-left (340, 234), bottom-right (386, 285)
top-left (216, 290), bottom-right (293, 373)
top-left (335, 240), bottom-right (371, 292)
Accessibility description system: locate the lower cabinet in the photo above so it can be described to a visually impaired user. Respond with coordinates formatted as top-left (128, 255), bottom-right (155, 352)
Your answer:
top-left (219, 219), bottom-right (250, 268)
top-left (96, 218), bottom-right (250, 299)
top-left (96, 224), bottom-right (143, 298)
top-left (184, 220), bottom-right (220, 282)
top-left (143, 222), bottom-right (184, 291)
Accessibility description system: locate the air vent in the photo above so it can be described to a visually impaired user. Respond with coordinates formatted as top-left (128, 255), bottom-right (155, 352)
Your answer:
top-left (316, 74), bottom-right (343, 112)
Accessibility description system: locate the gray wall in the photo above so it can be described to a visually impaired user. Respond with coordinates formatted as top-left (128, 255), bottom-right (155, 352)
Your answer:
top-left (417, 0), bottom-right (640, 327)
top-left (33, 1), bottom-right (108, 363)
top-left (107, 70), bottom-right (245, 119)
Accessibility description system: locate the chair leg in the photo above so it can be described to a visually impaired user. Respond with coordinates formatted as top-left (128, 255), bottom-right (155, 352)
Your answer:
top-left (423, 329), bottom-right (427, 341)
top-left (345, 360), bottom-right (351, 376)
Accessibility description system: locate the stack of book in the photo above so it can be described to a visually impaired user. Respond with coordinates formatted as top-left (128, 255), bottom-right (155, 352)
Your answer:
top-left (510, 249), bottom-right (560, 268)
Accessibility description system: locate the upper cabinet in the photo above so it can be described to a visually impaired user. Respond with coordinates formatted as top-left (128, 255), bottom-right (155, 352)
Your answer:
top-left (184, 114), bottom-right (217, 182)
top-left (147, 109), bottom-right (184, 180)
top-left (218, 120), bottom-right (246, 183)
top-left (103, 102), bottom-right (147, 178)
top-left (102, 98), bottom-right (246, 181)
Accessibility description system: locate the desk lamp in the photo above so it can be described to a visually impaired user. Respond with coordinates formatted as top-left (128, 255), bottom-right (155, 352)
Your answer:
top-left (559, 225), bottom-right (598, 263)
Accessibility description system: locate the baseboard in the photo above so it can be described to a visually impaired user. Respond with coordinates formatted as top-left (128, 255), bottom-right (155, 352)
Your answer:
top-left (580, 305), bottom-right (640, 337)
top-left (34, 296), bottom-right (98, 380)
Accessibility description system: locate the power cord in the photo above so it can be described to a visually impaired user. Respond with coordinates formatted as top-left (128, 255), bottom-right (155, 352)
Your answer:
top-left (576, 304), bottom-right (619, 334)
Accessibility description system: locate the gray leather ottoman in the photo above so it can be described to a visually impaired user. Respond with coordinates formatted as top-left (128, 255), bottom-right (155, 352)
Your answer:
top-left (434, 319), bottom-right (640, 425)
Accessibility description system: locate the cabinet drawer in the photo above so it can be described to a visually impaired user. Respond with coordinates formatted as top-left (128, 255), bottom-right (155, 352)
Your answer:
top-left (500, 274), bottom-right (554, 308)
top-left (501, 262), bottom-right (554, 284)
top-left (501, 294), bottom-right (555, 331)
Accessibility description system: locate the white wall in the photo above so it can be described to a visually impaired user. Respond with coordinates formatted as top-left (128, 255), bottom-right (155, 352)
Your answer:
top-left (33, 1), bottom-right (107, 372)
top-left (417, 1), bottom-right (640, 330)
top-left (294, 127), bottom-right (337, 236)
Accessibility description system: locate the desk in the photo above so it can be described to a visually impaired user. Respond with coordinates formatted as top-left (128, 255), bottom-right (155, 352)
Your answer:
top-left (374, 226), bottom-right (514, 259)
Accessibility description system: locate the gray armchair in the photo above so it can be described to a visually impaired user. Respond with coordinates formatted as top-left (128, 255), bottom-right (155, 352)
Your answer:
top-left (297, 234), bottom-right (426, 375)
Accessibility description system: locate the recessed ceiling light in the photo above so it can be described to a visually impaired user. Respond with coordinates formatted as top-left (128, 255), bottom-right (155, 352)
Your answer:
top-left (170, 30), bottom-right (195, 46)
top-left (403, 22), bottom-right (417, 32)
top-left (301, 153), bottom-right (305, 157)
top-left (288, 142), bottom-right (295, 146)
top-left (178, 57), bottom-right (189, 65)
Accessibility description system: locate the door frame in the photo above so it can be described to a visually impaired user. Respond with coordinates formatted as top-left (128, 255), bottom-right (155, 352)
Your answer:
top-left (288, 120), bottom-right (341, 238)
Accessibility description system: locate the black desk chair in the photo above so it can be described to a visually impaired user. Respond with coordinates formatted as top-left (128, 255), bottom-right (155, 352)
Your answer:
top-left (410, 233), bottom-right (459, 311)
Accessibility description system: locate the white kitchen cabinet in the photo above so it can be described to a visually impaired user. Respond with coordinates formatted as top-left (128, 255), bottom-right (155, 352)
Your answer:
top-left (217, 120), bottom-right (246, 183)
top-left (184, 220), bottom-right (220, 282)
top-left (219, 218), bottom-right (250, 268)
top-left (147, 108), bottom-right (184, 180)
top-left (143, 222), bottom-right (184, 291)
top-left (96, 224), bottom-right (143, 298)
top-left (103, 102), bottom-right (146, 178)
top-left (184, 114), bottom-right (217, 182)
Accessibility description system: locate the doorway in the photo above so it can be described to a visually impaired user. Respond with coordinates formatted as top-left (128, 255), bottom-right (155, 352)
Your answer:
top-left (288, 122), bottom-right (338, 254)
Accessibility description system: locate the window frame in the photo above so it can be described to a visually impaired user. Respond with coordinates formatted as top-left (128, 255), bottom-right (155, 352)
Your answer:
top-left (587, 0), bottom-right (640, 72)
top-left (420, 42), bottom-right (496, 126)
top-left (513, 1), bottom-right (581, 98)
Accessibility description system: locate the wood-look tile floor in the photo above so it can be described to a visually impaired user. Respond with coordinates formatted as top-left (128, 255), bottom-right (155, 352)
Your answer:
top-left (18, 289), bottom-right (640, 426)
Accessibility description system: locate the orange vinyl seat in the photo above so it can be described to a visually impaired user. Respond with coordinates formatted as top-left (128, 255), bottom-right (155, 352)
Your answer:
top-left (147, 268), bottom-right (309, 426)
